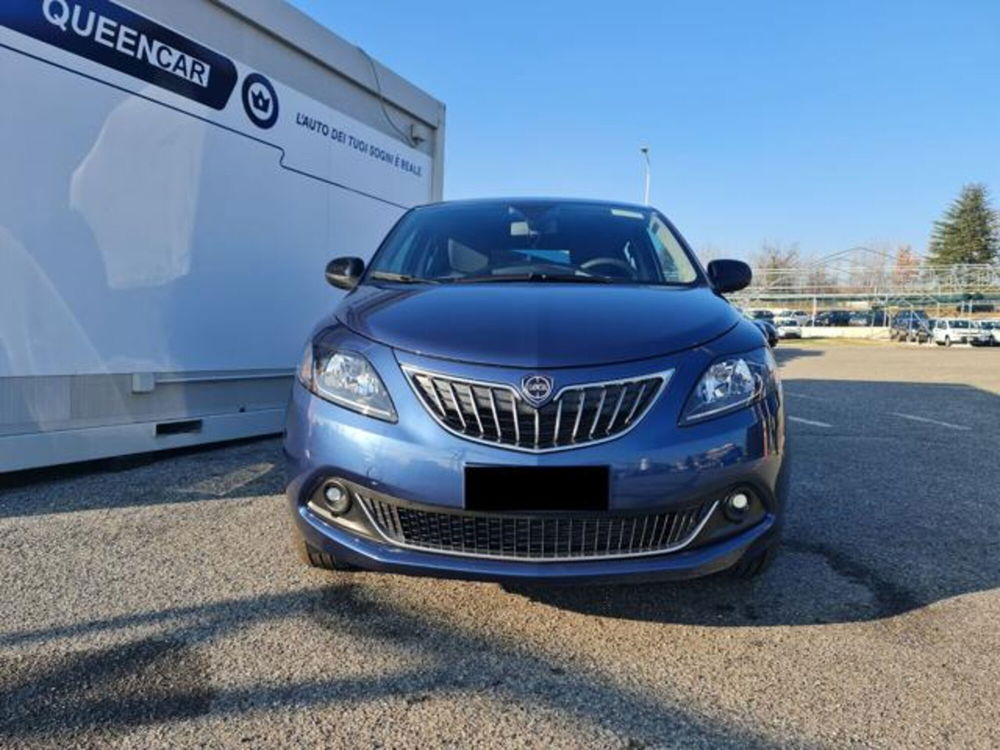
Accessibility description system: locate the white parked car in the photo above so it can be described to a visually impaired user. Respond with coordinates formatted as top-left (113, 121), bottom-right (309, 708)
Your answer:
top-left (773, 309), bottom-right (809, 325)
top-left (932, 318), bottom-right (992, 347)
top-left (774, 317), bottom-right (802, 339)
top-left (979, 320), bottom-right (1000, 346)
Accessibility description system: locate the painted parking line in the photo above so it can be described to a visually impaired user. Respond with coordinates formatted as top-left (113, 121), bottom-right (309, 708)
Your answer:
top-left (788, 416), bottom-right (833, 428)
top-left (890, 412), bottom-right (972, 431)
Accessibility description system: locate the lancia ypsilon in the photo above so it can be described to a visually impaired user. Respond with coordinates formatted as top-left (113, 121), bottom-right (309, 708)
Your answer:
top-left (284, 199), bottom-right (787, 583)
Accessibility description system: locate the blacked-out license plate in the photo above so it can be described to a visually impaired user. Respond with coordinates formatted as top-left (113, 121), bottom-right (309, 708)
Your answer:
top-left (464, 466), bottom-right (609, 512)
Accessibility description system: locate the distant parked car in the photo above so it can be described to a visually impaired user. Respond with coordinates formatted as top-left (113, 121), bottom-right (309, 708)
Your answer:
top-left (932, 318), bottom-right (992, 347)
top-left (913, 319), bottom-right (934, 343)
top-left (747, 309), bottom-right (775, 321)
top-left (773, 309), bottom-right (809, 325)
top-left (954, 302), bottom-right (995, 313)
top-left (890, 310), bottom-right (929, 341)
top-left (979, 320), bottom-right (1000, 346)
top-left (966, 320), bottom-right (993, 346)
top-left (848, 312), bottom-right (870, 327)
top-left (849, 311), bottom-right (887, 327)
top-left (812, 310), bottom-right (852, 327)
top-left (774, 317), bottom-right (802, 339)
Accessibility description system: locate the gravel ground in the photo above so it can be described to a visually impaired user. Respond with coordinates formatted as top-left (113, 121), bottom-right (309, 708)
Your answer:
top-left (1, 343), bottom-right (999, 748)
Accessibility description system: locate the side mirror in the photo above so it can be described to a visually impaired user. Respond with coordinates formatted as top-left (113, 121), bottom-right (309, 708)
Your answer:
top-left (707, 259), bottom-right (752, 294)
top-left (325, 256), bottom-right (365, 290)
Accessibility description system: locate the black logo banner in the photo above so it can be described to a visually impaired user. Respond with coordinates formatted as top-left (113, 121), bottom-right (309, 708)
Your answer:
top-left (0, 0), bottom-right (238, 110)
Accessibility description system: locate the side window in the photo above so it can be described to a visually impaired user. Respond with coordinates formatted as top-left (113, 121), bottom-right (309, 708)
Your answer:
top-left (646, 218), bottom-right (697, 283)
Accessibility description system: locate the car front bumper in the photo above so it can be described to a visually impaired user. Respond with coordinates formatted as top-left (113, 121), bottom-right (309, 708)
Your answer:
top-left (292, 501), bottom-right (780, 584)
top-left (284, 338), bottom-right (788, 584)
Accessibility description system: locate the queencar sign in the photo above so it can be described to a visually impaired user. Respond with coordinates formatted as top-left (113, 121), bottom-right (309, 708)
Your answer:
top-left (1, 0), bottom-right (238, 108)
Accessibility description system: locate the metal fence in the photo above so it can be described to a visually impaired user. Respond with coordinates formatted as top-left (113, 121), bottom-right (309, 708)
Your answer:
top-left (730, 248), bottom-right (1000, 315)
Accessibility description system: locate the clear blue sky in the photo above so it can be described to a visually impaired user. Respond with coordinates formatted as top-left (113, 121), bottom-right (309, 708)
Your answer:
top-left (289, 0), bottom-right (1000, 260)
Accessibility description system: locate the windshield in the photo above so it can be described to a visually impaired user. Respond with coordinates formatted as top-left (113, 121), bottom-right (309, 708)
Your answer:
top-left (952, 320), bottom-right (971, 328)
top-left (365, 201), bottom-right (701, 285)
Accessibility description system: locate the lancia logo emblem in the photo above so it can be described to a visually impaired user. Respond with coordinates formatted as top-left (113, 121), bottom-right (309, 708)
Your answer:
top-left (520, 374), bottom-right (554, 407)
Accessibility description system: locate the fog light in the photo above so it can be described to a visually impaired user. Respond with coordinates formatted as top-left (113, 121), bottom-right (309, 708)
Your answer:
top-left (321, 481), bottom-right (352, 515)
top-left (724, 490), bottom-right (751, 522)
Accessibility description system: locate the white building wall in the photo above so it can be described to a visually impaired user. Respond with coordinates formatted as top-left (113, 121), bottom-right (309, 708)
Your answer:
top-left (0, 0), bottom-right (445, 470)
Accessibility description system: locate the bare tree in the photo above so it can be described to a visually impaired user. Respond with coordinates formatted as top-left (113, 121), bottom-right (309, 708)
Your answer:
top-left (892, 244), bottom-right (921, 285)
top-left (804, 266), bottom-right (837, 295)
top-left (751, 241), bottom-right (801, 272)
top-left (846, 245), bottom-right (891, 292)
top-left (750, 241), bottom-right (801, 293)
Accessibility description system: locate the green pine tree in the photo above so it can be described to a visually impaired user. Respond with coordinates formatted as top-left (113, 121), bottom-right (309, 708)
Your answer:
top-left (928, 183), bottom-right (999, 265)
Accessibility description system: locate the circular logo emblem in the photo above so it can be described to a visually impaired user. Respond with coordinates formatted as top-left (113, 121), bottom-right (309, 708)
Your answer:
top-left (241, 73), bottom-right (278, 129)
top-left (521, 374), bottom-right (554, 407)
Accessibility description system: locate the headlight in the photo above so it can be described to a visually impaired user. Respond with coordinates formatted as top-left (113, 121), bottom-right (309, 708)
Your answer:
top-left (297, 334), bottom-right (396, 422)
top-left (680, 348), bottom-right (776, 424)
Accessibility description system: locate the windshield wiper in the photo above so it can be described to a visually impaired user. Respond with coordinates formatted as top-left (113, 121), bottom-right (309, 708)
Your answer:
top-left (367, 271), bottom-right (438, 284)
top-left (455, 272), bottom-right (615, 284)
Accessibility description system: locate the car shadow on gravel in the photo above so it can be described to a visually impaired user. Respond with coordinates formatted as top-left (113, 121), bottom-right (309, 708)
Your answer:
top-left (0, 437), bottom-right (285, 518)
top-left (0, 584), bottom-right (776, 748)
top-left (505, 379), bottom-right (1000, 627)
top-left (771, 345), bottom-right (826, 366)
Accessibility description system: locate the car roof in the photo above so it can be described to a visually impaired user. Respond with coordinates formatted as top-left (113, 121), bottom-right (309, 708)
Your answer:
top-left (415, 197), bottom-right (654, 212)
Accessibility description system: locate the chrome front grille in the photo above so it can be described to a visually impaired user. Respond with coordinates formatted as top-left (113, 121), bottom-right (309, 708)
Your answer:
top-left (404, 367), bottom-right (670, 452)
top-left (359, 495), bottom-right (716, 561)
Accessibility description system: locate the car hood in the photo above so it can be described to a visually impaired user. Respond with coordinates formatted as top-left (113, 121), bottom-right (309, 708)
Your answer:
top-left (335, 283), bottom-right (739, 368)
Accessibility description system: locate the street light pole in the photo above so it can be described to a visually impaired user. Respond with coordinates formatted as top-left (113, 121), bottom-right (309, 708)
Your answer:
top-left (640, 146), bottom-right (651, 205)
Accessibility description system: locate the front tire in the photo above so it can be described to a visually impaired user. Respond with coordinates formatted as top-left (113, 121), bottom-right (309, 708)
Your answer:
top-left (727, 536), bottom-right (780, 579)
top-left (944, 336), bottom-right (951, 347)
top-left (295, 536), bottom-right (358, 571)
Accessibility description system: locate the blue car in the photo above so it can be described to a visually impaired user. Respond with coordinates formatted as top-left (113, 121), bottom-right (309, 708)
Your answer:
top-left (284, 199), bottom-right (787, 584)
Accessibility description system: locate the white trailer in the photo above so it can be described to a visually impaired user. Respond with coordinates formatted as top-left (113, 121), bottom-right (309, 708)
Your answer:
top-left (0, 0), bottom-right (445, 471)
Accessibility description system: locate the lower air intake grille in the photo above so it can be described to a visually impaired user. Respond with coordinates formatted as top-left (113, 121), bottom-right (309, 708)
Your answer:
top-left (359, 495), bottom-right (715, 561)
